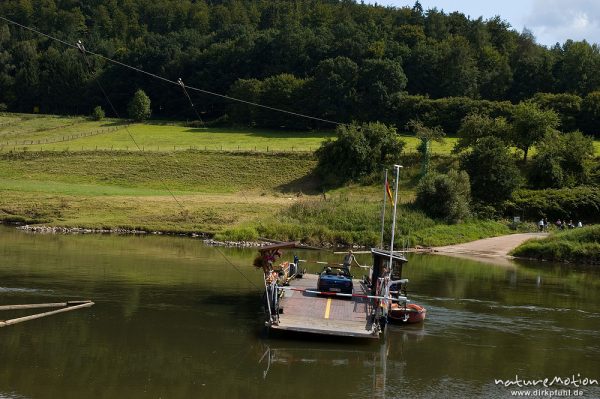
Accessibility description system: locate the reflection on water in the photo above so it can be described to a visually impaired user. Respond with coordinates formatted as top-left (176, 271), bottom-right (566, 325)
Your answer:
top-left (0, 227), bottom-right (599, 399)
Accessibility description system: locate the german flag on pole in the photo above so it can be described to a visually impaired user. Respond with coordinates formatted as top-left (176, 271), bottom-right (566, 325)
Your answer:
top-left (385, 177), bottom-right (393, 204)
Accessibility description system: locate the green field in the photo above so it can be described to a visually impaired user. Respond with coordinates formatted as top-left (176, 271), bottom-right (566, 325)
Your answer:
top-left (0, 113), bottom-right (460, 154)
top-left (2, 113), bottom-right (598, 156)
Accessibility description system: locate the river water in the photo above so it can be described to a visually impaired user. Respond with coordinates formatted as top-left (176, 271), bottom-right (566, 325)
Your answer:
top-left (0, 226), bottom-right (598, 399)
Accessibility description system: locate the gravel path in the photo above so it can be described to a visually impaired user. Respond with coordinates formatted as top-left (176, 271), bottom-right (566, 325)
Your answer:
top-left (431, 233), bottom-right (548, 265)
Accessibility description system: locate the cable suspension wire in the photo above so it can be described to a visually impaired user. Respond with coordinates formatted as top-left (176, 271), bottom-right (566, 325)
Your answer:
top-left (178, 78), bottom-right (205, 127)
top-left (76, 39), bottom-right (187, 212)
top-left (0, 15), bottom-right (298, 290)
top-left (214, 247), bottom-right (261, 290)
top-left (80, 39), bottom-right (259, 290)
top-left (0, 15), bottom-right (342, 126)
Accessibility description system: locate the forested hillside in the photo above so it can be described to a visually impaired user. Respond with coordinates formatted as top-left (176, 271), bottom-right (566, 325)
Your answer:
top-left (1, 0), bottom-right (600, 133)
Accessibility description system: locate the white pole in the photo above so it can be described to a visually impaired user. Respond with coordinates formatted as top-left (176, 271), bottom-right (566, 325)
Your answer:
top-left (380, 169), bottom-right (388, 248)
top-left (384, 165), bottom-right (402, 314)
top-left (388, 165), bottom-right (402, 269)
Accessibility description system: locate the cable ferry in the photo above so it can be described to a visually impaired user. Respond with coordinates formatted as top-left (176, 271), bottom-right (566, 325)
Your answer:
top-left (254, 165), bottom-right (426, 339)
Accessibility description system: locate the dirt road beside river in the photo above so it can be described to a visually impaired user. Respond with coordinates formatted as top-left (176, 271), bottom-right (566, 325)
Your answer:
top-left (431, 233), bottom-right (548, 266)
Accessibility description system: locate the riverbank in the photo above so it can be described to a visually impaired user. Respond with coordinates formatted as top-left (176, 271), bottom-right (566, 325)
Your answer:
top-left (510, 226), bottom-right (600, 264)
top-left (430, 233), bottom-right (549, 266)
top-left (0, 149), bottom-right (522, 248)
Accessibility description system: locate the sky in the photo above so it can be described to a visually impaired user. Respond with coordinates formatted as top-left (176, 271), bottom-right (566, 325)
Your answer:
top-left (364, 0), bottom-right (600, 47)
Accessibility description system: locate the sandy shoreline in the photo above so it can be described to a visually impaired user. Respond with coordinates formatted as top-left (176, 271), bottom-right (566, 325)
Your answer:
top-left (430, 233), bottom-right (549, 266)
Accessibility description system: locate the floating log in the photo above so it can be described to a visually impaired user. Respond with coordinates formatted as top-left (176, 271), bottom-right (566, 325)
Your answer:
top-left (333, 250), bottom-right (371, 254)
top-left (0, 301), bottom-right (94, 328)
top-left (0, 300), bottom-right (91, 311)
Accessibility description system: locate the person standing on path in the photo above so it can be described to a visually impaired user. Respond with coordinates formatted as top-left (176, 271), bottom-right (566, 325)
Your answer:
top-left (342, 250), bottom-right (358, 273)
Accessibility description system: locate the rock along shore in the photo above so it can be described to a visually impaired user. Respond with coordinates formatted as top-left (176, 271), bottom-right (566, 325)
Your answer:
top-left (14, 224), bottom-right (266, 248)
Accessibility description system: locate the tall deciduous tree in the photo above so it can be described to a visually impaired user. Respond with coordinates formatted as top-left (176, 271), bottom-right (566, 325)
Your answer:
top-left (454, 113), bottom-right (510, 153)
top-left (511, 101), bottom-right (559, 161)
top-left (312, 56), bottom-right (358, 121)
top-left (256, 73), bottom-right (308, 129)
top-left (128, 89), bottom-right (151, 121)
top-left (460, 136), bottom-right (521, 205)
top-left (228, 78), bottom-right (262, 125)
top-left (529, 131), bottom-right (594, 188)
top-left (316, 122), bottom-right (406, 185)
top-left (509, 31), bottom-right (556, 101)
top-left (581, 91), bottom-right (600, 135)
top-left (357, 58), bottom-right (407, 118)
top-left (478, 45), bottom-right (512, 100)
top-left (555, 40), bottom-right (600, 95)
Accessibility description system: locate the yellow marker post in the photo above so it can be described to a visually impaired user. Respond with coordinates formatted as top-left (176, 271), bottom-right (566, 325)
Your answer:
top-left (324, 298), bottom-right (332, 319)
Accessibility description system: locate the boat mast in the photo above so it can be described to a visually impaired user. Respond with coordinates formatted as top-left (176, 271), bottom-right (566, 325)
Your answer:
top-left (388, 165), bottom-right (402, 269)
top-left (379, 168), bottom-right (388, 248)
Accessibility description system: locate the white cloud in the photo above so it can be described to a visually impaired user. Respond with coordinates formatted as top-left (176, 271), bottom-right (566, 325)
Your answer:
top-left (365, 0), bottom-right (600, 45)
top-left (524, 0), bottom-right (600, 45)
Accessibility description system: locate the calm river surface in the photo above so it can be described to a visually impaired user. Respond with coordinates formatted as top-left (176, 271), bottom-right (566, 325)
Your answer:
top-left (0, 226), bottom-right (599, 399)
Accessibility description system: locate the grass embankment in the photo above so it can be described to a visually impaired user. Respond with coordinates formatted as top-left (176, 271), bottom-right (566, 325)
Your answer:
top-left (0, 149), bottom-right (512, 247)
top-left (0, 150), bottom-right (318, 232)
top-left (511, 226), bottom-right (600, 264)
top-left (219, 197), bottom-right (511, 247)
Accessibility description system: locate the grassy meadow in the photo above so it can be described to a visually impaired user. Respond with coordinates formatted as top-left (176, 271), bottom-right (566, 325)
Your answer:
top-left (3, 113), bottom-right (598, 156)
top-left (0, 113), bottom-right (543, 247)
top-left (0, 113), bottom-right (459, 154)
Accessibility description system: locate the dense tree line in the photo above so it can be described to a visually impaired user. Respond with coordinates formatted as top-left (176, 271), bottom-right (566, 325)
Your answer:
top-left (0, 0), bottom-right (599, 135)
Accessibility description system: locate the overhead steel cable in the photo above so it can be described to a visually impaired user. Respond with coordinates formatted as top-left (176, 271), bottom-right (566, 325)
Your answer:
top-left (83, 40), bottom-right (260, 291)
top-left (75, 39), bottom-right (187, 212)
top-left (0, 15), bottom-right (342, 127)
top-left (0, 15), bottom-right (294, 291)
top-left (178, 78), bottom-right (205, 127)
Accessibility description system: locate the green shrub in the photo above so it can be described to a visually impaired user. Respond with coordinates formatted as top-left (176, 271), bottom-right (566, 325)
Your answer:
top-left (461, 136), bottom-right (522, 205)
top-left (415, 170), bottom-right (470, 223)
top-left (128, 89), bottom-right (151, 121)
top-left (581, 91), bottom-right (600, 137)
top-left (387, 95), bottom-right (514, 134)
top-left (214, 226), bottom-right (259, 241)
top-left (316, 122), bottom-right (405, 185)
top-left (528, 152), bottom-right (565, 188)
top-left (91, 105), bottom-right (105, 121)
